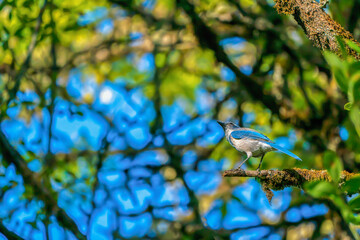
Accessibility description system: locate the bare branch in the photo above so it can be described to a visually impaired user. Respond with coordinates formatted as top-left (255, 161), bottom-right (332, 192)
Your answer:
top-left (45, 0), bottom-right (58, 168)
top-left (0, 131), bottom-right (86, 240)
top-left (7, 0), bottom-right (49, 103)
top-left (0, 222), bottom-right (25, 240)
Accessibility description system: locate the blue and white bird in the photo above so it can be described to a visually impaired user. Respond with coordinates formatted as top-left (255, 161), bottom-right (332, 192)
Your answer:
top-left (217, 121), bottom-right (301, 171)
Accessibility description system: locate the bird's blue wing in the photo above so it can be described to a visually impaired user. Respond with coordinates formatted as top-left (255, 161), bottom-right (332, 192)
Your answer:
top-left (230, 130), bottom-right (302, 161)
top-left (267, 142), bottom-right (302, 161)
top-left (231, 130), bottom-right (272, 142)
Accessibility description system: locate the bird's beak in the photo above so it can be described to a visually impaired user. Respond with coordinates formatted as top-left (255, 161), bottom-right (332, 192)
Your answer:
top-left (217, 121), bottom-right (226, 129)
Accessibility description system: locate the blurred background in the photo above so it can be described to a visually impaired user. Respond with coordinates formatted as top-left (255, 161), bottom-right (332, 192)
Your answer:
top-left (0, 0), bottom-right (360, 239)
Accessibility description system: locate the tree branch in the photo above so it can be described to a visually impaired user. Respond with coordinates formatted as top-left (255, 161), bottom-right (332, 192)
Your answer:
top-left (274, 0), bottom-right (360, 59)
top-left (176, 0), bottom-right (341, 140)
top-left (177, 0), bottom-right (281, 116)
top-left (7, 0), bottom-right (48, 104)
top-left (223, 168), bottom-right (359, 202)
top-left (0, 131), bottom-right (86, 240)
top-left (0, 221), bottom-right (25, 240)
top-left (44, 0), bottom-right (58, 169)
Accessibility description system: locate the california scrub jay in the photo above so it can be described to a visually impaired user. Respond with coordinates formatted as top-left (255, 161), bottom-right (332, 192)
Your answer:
top-left (217, 121), bottom-right (301, 171)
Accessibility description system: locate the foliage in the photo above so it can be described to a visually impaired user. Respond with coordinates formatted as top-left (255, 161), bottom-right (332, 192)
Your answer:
top-left (0, 0), bottom-right (360, 239)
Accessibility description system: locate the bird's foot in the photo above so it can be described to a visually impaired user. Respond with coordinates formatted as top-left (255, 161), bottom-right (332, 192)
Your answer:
top-left (268, 169), bottom-right (274, 178)
top-left (234, 166), bottom-right (245, 172)
top-left (256, 168), bottom-right (261, 175)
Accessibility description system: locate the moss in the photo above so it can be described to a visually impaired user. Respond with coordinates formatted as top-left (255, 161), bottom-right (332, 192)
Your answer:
top-left (224, 168), bottom-right (360, 203)
top-left (273, 0), bottom-right (360, 60)
top-left (274, 0), bottom-right (296, 15)
top-left (262, 169), bottom-right (360, 203)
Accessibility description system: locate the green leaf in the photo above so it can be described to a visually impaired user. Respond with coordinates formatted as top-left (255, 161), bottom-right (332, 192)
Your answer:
top-left (350, 105), bottom-right (360, 137)
top-left (346, 40), bottom-right (360, 54)
top-left (336, 36), bottom-right (348, 58)
top-left (349, 196), bottom-right (360, 212)
top-left (334, 69), bottom-right (348, 92)
top-left (323, 151), bottom-right (343, 183)
top-left (341, 176), bottom-right (360, 195)
top-left (344, 102), bottom-right (353, 111)
top-left (160, 67), bottom-right (201, 103)
top-left (324, 51), bottom-right (348, 92)
top-left (348, 72), bottom-right (360, 104)
top-left (155, 53), bottom-right (166, 68)
top-left (330, 195), bottom-right (360, 224)
top-left (305, 181), bottom-right (337, 198)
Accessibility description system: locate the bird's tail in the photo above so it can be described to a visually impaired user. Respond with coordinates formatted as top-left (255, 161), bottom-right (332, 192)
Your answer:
top-left (268, 142), bottom-right (302, 161)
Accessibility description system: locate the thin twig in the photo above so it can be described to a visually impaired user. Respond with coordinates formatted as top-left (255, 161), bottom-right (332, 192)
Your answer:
top-left (7, 0), bottom-right (48, 103)
top-left (45, 0), bottom-right (58, 167)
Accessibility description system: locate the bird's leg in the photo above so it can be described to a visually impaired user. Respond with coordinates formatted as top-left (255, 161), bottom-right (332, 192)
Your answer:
top-left (236, 152), bottom-right (252, 170)
top-left (256, 154), bottom-right (265, 173)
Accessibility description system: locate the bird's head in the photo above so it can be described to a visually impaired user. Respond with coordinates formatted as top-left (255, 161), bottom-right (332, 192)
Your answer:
top-left (217, 121), bottom-right (239, 130)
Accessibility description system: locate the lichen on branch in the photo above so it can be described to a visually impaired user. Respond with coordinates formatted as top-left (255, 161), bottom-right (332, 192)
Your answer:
top-left (274, 0), bottom-right (360, 60)
top-left (223, 168), bottom-right (360, 202)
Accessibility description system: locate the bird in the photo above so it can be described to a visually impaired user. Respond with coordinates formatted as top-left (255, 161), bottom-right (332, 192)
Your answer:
top-left (217, 121), bottom-right (301, 171)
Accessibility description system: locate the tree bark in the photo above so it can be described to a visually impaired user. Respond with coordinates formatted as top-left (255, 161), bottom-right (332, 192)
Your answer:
top-left (274, 0), bottom-right (360, 59)
top-left (223, 168), bottom-right (359, 202)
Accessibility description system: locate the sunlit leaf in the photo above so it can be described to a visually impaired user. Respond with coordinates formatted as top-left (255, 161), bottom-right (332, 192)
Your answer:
top-left (344, 102), bottom-right (352, 111)
top-left (348, 196), bottom-right (360, 212)
top-left (342, 176), bottom-right (360, 195)
top-left (350, 105), bottom-right (360, 137)
top-left (323, 151), bottom-right (343, 183)
top-left (305, 181), bottom-right (337, 198)
top-left (324, 51), bottom-right (348, 92)
top-left (346, 40), bottom-right (360, 54)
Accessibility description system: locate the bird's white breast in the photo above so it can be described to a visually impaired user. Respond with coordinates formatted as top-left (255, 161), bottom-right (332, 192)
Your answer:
top-left (229, 137), bottom-right (274, 157)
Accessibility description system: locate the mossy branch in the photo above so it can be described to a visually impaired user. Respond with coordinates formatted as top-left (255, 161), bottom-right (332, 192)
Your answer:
top-left (274, 0), bottom-right (360, 60)
top-left (223, 168), bottom-right (360, 202)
